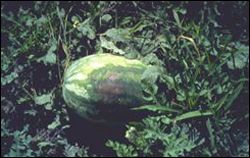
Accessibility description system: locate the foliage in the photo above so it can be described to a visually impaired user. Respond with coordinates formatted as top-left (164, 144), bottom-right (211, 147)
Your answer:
top-left (1, 1), bottom-right (249, 157)
top-left (106, 115), bottom-right (204, 157)
top-left (106, 140), bottom-right (138, 157)
top-left (1, 119), bottom-right (89, 157)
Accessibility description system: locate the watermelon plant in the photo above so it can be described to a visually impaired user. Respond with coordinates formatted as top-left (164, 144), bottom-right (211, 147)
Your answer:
top-left (63, 53), bottom-right (148, 123)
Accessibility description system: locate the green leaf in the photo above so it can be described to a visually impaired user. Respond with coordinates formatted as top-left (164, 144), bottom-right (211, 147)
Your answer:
top-left (17, 97), bottom-right (30, 104)
top-left (43, 51), bottom-right (57, 65)
top-left (64, 145), bottom-right (80, 157)
top-left (100, 36), bottom-right (126, 54)
top-left (132, 104), bottom-right (181, 113)
top-left (221, 82), bottom-right (244, 112)
top-left (71, 15), bottom-right (79, 22)
top-left (34, 93), bottom-right (53, 110)
top-left (227, 43), bottom-right (249, 70)
top-left (206, 119), bottom-right (217, 154)
top-left (64, 144), bottom-right (89, 157)
top-left (101, 14), bottom-right (112, 22)
top-left (104, 28), bottom-right (131, 42)
top-left (24, 109), bottom-right (37, 116)
top-left (106, 140), bottom-right (138, 157)
top-left (34, 94), bottom-right (51, 105)
top-left (77, 19), bottom-right (96, 40)
top-left (36, 15), bottom-right (47, 26)
top-left (47, 115), bottom-right (61, 130)
top-left (37, 41), bottom-right (57, 65)
top-left (176, 90), bottom-right (186, 101)
top-left (1, 72), bottom-right (18, 86)
top-left (162, 74), bottom-right (175, 90)
top-left (141, 66), bottom-right (161, 83)
top-left (173, 9), bottom-right (181, 28)
top-left (142, 53), bottom-right (164, 65)
top-left (175, 110), bottom-right (213, 122)
top-left (57, 8), bottom-right (65, 18)
top-left (37, 142), bottom-right (54, 149)
top-left (216, 84), bottom-right (223, 94)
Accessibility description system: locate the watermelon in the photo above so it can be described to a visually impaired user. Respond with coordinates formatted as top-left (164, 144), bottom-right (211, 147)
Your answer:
top-left (62, 53), bottom-right (147, 123)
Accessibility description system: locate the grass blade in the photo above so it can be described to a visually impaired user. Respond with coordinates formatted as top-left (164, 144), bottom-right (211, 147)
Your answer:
top-left (132, 104), bottom-right (181, 113)
top-left (221, 82), bottom-right (244, 112)
top-left (175, 110), bottom-right (213, 122)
